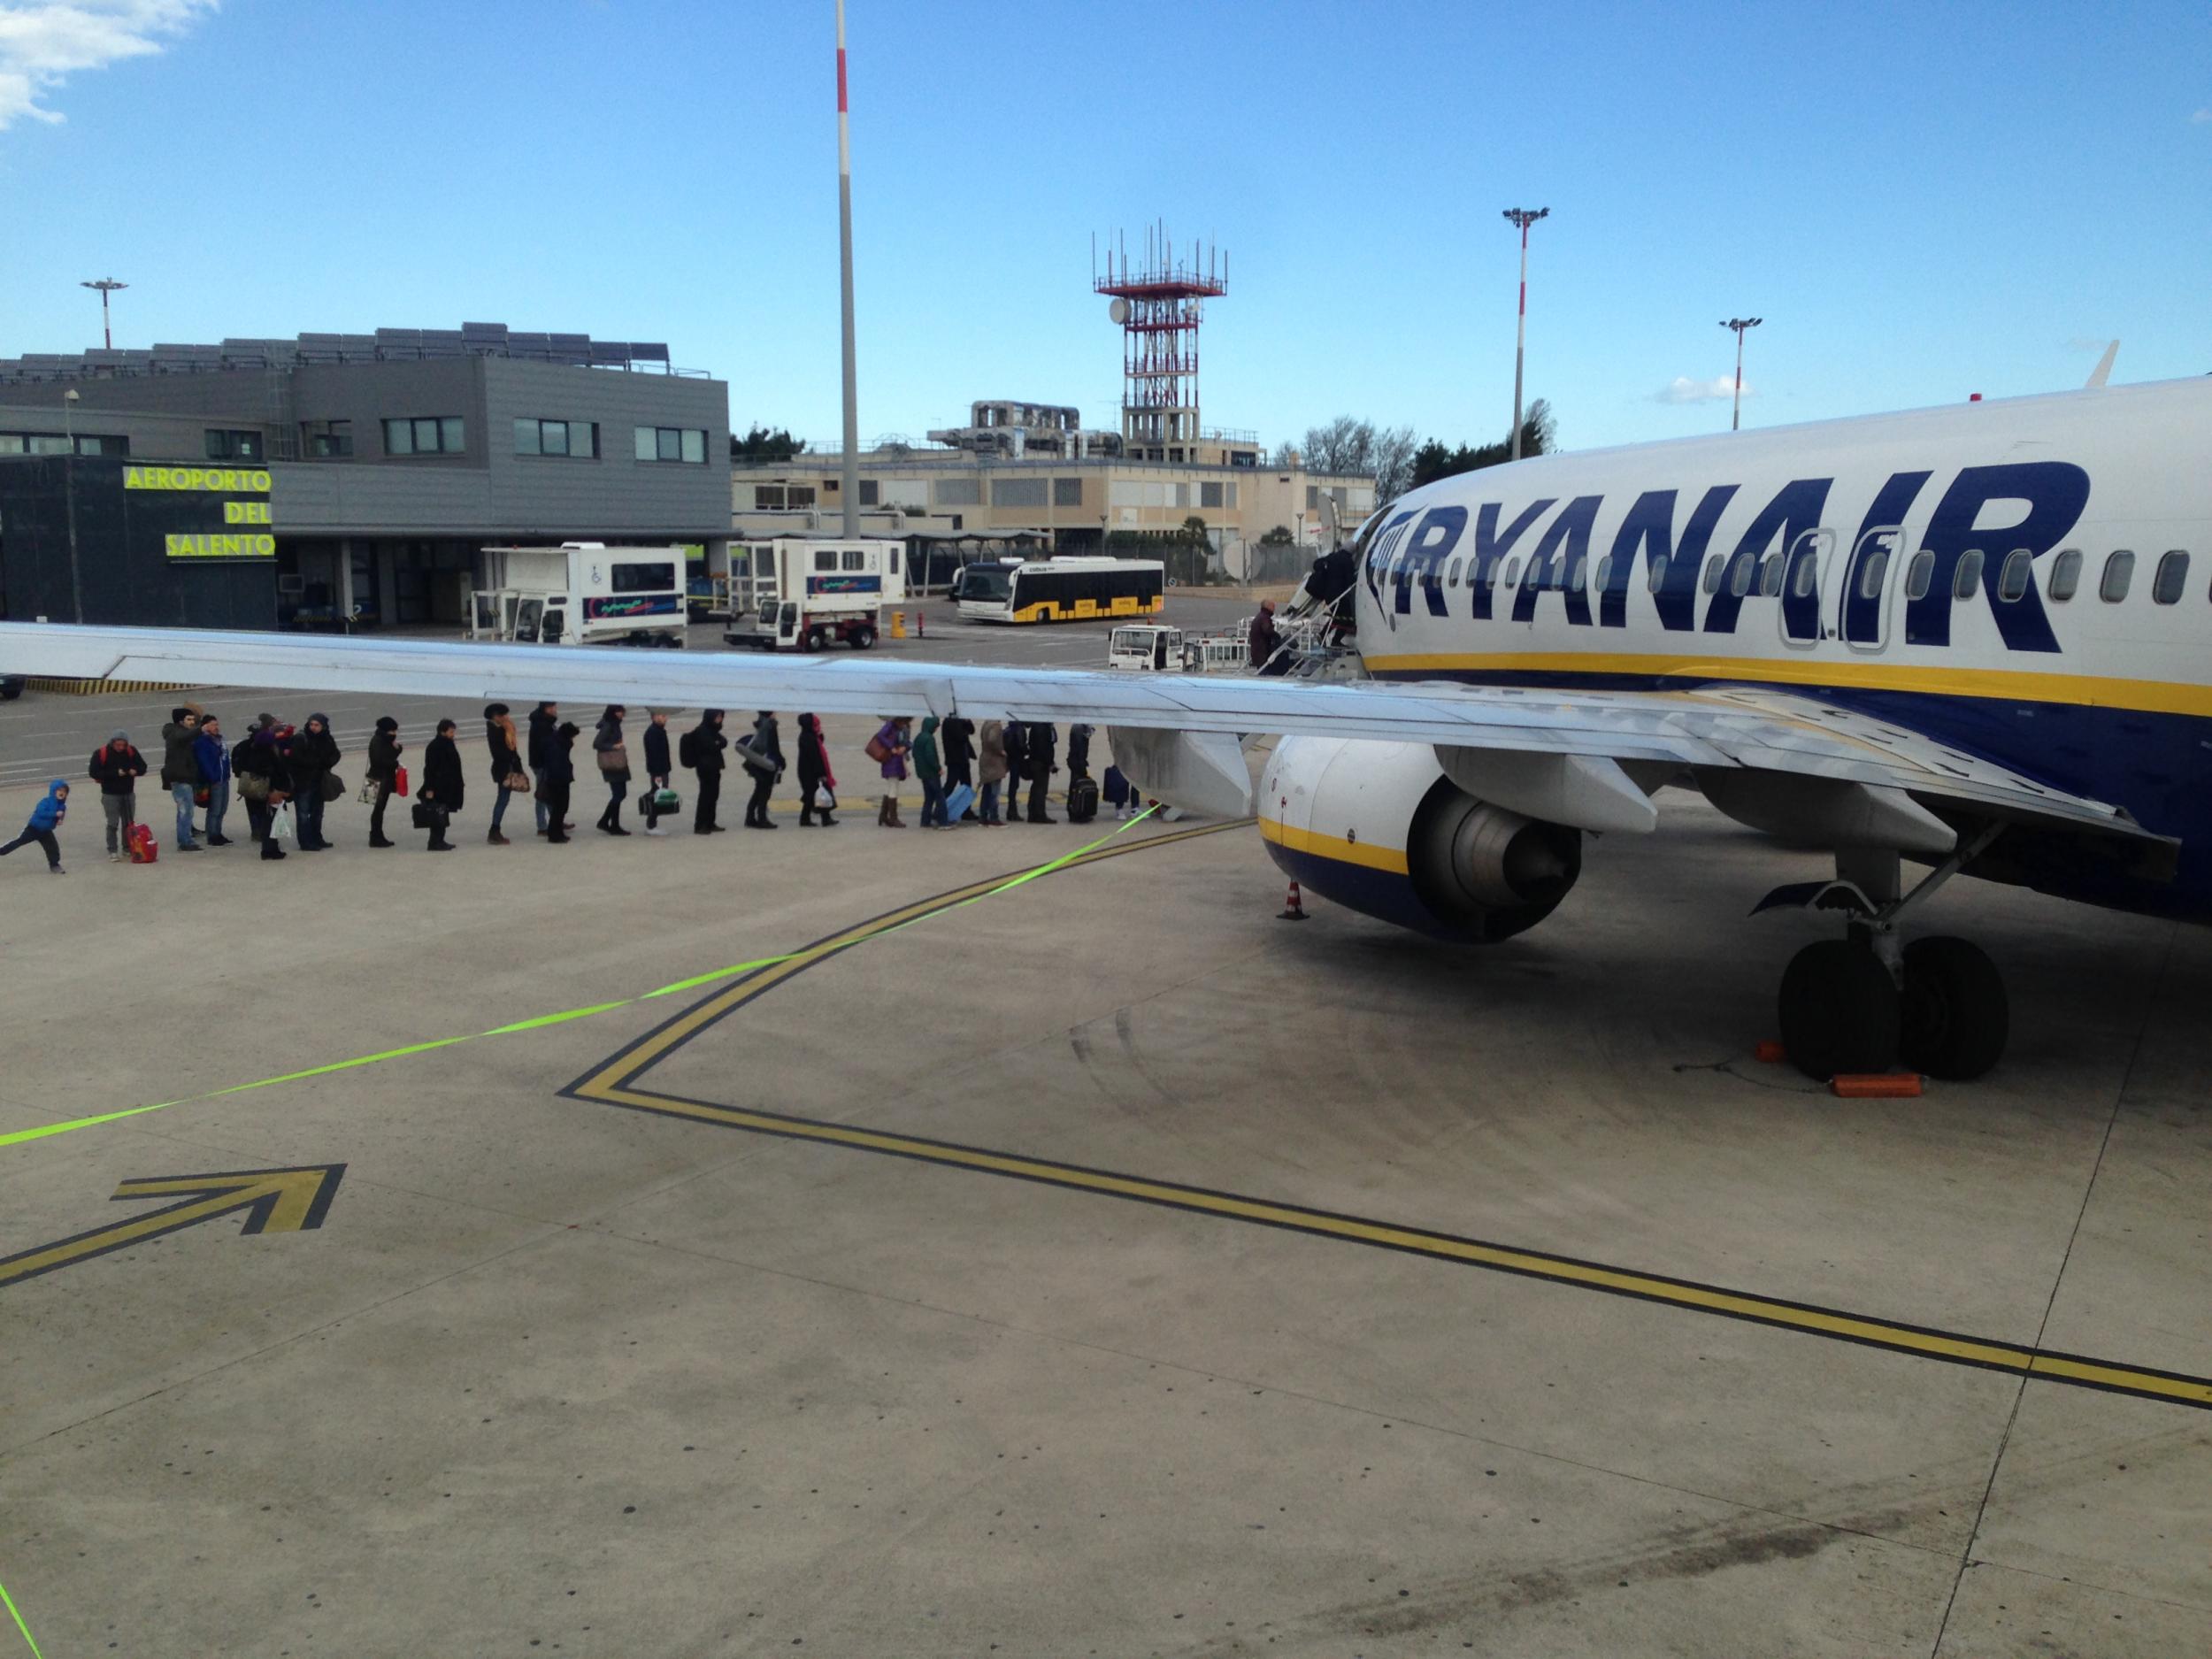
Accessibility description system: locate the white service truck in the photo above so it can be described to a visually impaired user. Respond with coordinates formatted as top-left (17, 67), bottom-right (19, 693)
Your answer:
top-left (472, 543), bottom-right (687, 648)
top-left (724, 535), bottom-right (906, 651)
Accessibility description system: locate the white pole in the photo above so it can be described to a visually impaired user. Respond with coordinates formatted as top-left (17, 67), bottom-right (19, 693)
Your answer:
top-left (836, 0), bottom-right (860, 538)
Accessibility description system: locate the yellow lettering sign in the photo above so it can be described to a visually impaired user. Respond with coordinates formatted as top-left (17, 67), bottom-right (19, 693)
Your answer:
top-left (127, 466), bottom-right (272, 495)
top-left (165, 533), bottom-right (276, 559)
top-left (223, 500), bottom-right (273, 525)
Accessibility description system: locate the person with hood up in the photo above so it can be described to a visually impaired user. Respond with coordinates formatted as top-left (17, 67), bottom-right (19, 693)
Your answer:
top-left (365, 716), bottom-right (403, 848)
top-left (872, 715), bottom-right (911, 827)
top-left (484, 703), bottom-right (525, 846)
top-left (1025, 721), bottom-right (1059, 825)
top-left (2, 780), bottom-right (69, 873)
top-left (914, 715), bottom-right (949, 829)
top-left (288, 712), bottom-right (341, 852)
top-left (526, 702), bottom-right (561, 836)
top-left (231, 717), bottom-right (292, 861)
top-left (796, 713), bottom-right (838, 826)
top-left (940, 713), bottom-right (978, 821)
top-left (536, 721), bottom-right (580, 843)
top-left (194, 714), bottom-right (234, 846)
top-left (88, 729), bottom-right (148, 863)
top-left (682, 709), bottom-right (728, 833)
top-left (1067, 723), bottom-right (1094, 782)
top-left (158, 706), bottom-right (205, 852)
top-left (977, 718), bottom-right (1009, 827)
top-left (640, 710), bottom-right (673, 836)
top-left (743, 710), bottom-right (784, 829)
top-left (593, 705), bottom-right (632, 835)
top-left (419, 718), bottom-right (465, 851)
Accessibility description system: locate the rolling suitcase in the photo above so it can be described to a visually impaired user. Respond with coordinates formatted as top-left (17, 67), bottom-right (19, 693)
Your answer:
top-left (1066, 776), bottom-right (1099, 824)
top-left (942, 781), bottom-right (976, 823)
top-left (126, 822), bottom-right (157, 864)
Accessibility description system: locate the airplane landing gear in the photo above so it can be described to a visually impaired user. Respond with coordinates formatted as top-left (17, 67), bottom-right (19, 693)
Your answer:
top-left (1762, 827), bottom-right (2010, 1083)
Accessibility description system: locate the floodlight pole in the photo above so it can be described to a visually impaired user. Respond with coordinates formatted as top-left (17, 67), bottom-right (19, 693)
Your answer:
top-left (1502, 208), bottom-right (1548, 460)
top-left (835, 0), bottom-right (860, 538)
top-left (81, 278), bottom-right (127, 349)
top-left (1721, 317), bottom-right (1762, 431)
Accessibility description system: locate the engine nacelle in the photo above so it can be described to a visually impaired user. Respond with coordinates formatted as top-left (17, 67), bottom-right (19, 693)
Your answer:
top-left (1258, 737), bottom-right (1581, 943)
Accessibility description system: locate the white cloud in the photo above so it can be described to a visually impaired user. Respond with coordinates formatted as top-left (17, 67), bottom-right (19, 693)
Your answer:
top-left (1655, 375), bottom-right (1747, 405)
top-left (0, 1), bottom-right (216, 133)
top-left (2192, 108), bottom-right (2212, 123)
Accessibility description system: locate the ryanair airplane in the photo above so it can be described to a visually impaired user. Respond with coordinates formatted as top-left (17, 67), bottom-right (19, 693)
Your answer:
top-left (4, 376), bottom-right (2207, 1084)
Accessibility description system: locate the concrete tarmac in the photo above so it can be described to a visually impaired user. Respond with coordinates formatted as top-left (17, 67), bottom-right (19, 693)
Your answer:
top-left (0, 642), bottom-right (2208, 1656)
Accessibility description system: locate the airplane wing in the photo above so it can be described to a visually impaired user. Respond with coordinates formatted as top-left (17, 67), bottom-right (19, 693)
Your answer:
top-left (0, 622), bottom-right (2166, 857)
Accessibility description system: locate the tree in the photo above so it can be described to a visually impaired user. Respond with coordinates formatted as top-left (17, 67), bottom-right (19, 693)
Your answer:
top-left (1408, 399), bottom-right (1557, 489)
top-left (1278, 417), bottom-right (1417, 502)
top-left (731, 425), bottom-right (803, 462)
top-left (1259, 525), bottom-right (1295, 545)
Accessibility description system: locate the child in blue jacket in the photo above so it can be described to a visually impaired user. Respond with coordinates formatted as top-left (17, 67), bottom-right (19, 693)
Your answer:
top-left (1, 780), bottom-right (69, 873)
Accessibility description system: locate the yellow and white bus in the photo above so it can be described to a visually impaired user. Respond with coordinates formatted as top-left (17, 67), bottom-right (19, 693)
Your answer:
top-left (954, 557), bottom-right (1166, 624)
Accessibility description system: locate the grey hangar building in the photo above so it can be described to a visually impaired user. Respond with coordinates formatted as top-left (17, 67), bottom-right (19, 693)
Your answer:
top-left (0, 326), bottom-right (730, 632)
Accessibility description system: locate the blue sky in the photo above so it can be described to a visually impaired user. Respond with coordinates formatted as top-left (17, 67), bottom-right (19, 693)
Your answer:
top-left (2, 1), bottom-right (2206, 454)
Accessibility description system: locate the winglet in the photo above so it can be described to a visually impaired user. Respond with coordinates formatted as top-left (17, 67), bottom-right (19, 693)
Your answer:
top-left (2085, 340), bottom-right (2118, 390)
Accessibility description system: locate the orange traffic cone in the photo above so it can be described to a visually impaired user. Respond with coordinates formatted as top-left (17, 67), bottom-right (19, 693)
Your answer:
top-left (1278, 880), bottom-right (1308, 921)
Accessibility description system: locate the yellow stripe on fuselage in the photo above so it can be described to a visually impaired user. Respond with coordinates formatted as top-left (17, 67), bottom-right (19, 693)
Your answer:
top-left (1360, 649), bottom-right (2212, 721)
top-left (1259, 818), bottom-right (1409, 874)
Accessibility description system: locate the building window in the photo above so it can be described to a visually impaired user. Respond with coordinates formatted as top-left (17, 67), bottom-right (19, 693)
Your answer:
top-left (514, 419), bottom-right (596, 458)
top-left (634, 426), bottom-right (708, 464)
top-left (1305, 485), bottom-right (1320, 510)
top-left (384, 416), bottom-right (464, 456)
top-left (754, 485), bottom-right (814, 509)
top-left (993, 476), bottom-right (1047, 509)
top-left (858, 480), bottom-right (879, 506)
top-left (932, 477), bottom-right (981, 508)
top-left (1054, 476), bottom-right (1082, 508)
top-left (205, 428), bottom-right (263, 461)
top-left (303, 419), bottom-right (353, 458)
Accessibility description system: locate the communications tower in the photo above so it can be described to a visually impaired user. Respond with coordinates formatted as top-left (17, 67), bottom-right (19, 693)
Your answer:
top-left (1095, 225), bottom-right (1227, 452)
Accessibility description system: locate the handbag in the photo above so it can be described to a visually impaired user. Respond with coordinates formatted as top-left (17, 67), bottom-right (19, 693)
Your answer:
top-left (395, 764), bottom-right (410, 798)
top-left (237, 772), bottom-right (271, 803)
top-left (319, 772), bottom-right (345, 803)
top-left (596, 748), bottom-right (628, 775)
top-left (411, 800), bottom-right (447, 831)
top-left (864, 733), bottom-right (891, 764)
top-left (194, 786), bottom-right (211, 807)
top-left (503, 772), bottom-right (532, 792)
top-left (651, 787), bottom-right (681, 812)
top-left (357, 780), bottom-right (379, 804)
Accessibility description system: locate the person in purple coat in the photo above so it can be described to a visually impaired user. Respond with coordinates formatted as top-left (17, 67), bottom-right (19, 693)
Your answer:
top-left (872, 716), bottom-right (911, 828)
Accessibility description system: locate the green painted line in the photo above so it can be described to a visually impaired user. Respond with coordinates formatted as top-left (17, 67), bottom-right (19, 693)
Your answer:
top-left (0, 1574), bottom-right (43, 1659)
top-left (0, 807), bottom-right (1173, 1153)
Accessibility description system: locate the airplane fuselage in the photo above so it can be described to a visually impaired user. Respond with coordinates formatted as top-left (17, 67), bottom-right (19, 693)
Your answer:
top-left (1345, 377), bottom-right (2212, 919)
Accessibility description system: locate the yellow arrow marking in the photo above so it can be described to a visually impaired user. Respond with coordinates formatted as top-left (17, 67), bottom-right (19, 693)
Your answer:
top-left (0, 1164), bottom-right (345, 1289)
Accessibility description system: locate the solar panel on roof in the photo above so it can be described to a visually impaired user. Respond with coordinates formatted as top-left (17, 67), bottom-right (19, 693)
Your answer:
top-left (632, 342), bottom-right (670, 362)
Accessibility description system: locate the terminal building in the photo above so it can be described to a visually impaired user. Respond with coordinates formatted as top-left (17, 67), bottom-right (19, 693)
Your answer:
top-left (0, 327), bottom-right (729, 630)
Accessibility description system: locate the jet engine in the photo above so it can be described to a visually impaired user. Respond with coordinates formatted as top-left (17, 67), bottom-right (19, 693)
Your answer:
top-left (1257, 737), bottom-right (1581, 943)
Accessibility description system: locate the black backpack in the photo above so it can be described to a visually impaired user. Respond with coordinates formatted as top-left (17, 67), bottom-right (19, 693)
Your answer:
top-left (679, 728), bottom-right (699, 769)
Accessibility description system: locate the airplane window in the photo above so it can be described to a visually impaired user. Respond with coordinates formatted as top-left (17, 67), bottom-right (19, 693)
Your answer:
top-left (1904, 550), bottom-right (1934, 601)
top-left (1502, 558), bottom-right (1521, 589)
top-left (1856, 548), bottom-right (1891, 600)
top-left (2047, 548), bottom-right (2082, 601)
top-left (1647, 554), bottom-right (1670, 593)
top-left (1997, 550), bottom-right (2033, 603)
top-left (2154, 550), bottom-right (2189, 604)
top-left (1759, 554), bottom-right (1785, 597)
top-left (1953, 549), bottom-right (1984, 601)
top-left (1564, 554), bottom-right (1586, 591)
top-left (1446, 557), bottom-right (1462, 587)
top-left (1594, 555), bottom-right (1613, 593)
top-left (2101, 550), bottom-right (2134, 602)
top-left (1701, 556), bottom-right (1723, 594)
top-left (1790, 551), bottom-right (1820, 599)
top-left (1727, 553), bottom-right (1754, 598)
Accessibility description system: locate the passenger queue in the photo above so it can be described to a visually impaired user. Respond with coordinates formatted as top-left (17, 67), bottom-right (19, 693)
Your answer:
top-left (5, 702), bottom-right (1136, 872)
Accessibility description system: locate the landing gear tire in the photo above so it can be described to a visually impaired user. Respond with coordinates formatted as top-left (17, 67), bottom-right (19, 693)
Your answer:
top-left (1778, 939), bottom-right (1901, 1081)
top-left (1900, 936), bottom-right (2008, 1080)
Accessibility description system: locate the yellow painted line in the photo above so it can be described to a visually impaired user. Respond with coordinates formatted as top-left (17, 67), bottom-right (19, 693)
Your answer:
top-left (1360, 649), bottom-right (2212, 720)
top-left (576, 860), bottom-right (2212, 1416)
top-left (1256, 816), bottom-right (1410, 875)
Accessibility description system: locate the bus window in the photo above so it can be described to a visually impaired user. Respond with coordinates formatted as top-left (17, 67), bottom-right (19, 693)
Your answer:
top-left (814, 549), bottom-right (836, 572)
top-left (611, 561), bottom-right (675, 593)
top-left (841, 549), bottom-right (866, 572)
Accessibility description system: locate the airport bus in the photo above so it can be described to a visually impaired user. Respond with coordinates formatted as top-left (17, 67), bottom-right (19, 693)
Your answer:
top-left (955, 557), bottom-right (1166, 624)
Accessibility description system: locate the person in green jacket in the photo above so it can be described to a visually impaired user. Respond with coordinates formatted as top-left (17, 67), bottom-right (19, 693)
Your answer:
top-left (915, 715), bottom-right (949, 829)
